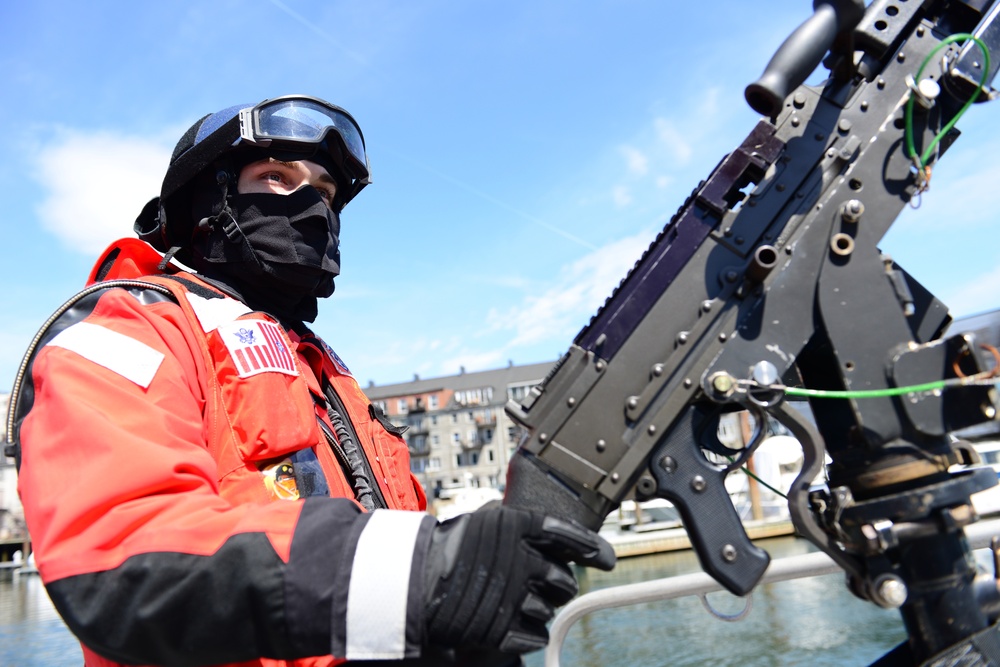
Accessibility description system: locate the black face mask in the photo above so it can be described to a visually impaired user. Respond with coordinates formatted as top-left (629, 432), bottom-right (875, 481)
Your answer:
top-left (189, 187), bottom-right (341, 322)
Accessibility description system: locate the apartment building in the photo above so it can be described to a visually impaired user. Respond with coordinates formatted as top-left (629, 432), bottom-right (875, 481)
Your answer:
top-left (364, 361), bottom-right (555, 502)
top-left (0, 392), bottom-right (26, 540)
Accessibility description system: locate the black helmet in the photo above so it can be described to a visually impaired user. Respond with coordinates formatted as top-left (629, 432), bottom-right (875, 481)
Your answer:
top-left (136, 95), bottom-right (370, 253)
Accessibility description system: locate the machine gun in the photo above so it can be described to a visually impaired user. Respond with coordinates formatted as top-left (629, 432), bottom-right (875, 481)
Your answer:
top-left (503, 0), bottom-right (1000, 663)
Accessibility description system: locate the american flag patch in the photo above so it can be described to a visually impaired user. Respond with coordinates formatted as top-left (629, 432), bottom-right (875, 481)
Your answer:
top-left (218, 320), bottom-right (299, 378)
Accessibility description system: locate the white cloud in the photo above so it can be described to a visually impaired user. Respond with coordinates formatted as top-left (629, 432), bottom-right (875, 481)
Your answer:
top-left (620, 145), bottom-right (649, 176)
top-left (612, 185), bottom-right (632, 207)
top-left (654, 117), bottom-right (694, 164)
top-left (943, 264), bottom-right (1000, 318)
top-left (34, 131), bottom-right (171, 255)
top-left (489, 230), bottom-right (655, 349)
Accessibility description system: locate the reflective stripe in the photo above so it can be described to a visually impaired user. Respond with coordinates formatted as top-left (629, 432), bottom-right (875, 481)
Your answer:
top-left (47, 322), bottom-right (164, 389)
top-left (345, 511), bottom-right (426, 660)
top-left (185, 292), bottom-right (251, 333)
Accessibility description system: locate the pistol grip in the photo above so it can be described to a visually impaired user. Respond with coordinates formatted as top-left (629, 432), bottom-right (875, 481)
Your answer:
top-left (648, 409), bottom-right (771, 596)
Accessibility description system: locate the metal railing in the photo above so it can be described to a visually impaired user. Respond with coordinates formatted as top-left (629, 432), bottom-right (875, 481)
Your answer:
top-left (545, 518), bottom-right (1000, 667)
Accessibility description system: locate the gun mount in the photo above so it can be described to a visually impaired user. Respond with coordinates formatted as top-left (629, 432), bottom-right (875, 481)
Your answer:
top-left (504, 1), bottom-right (1000, 663)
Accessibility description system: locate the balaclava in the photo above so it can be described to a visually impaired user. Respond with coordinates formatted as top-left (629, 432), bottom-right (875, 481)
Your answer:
top-left (185, 158), bottom-right (342, 323)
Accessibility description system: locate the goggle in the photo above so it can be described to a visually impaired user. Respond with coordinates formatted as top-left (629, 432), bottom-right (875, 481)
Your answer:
top-left (238, 95), bottom-right (370, 184)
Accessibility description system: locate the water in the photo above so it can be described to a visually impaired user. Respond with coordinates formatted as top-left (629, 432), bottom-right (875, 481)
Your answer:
top-left (0, 574), bottom-right (81, 666)
top-left (0, 538), bottom-right (910, 666)
top-left (526, 536), bottom-right (909, 667)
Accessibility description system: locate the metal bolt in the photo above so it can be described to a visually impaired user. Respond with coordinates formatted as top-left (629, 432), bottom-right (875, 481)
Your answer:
top-left (897, 52), bottom-right (906, 63)
top-left (791, 117), bottom-right (801, 128)
top-left (860, 100), bottom-right (869, 112)
top-left (841, 199), bottom-right (864, 223)
top-left (647, 424), bottom-right (657, 436)
top-left (653, 363), bottom-right (665, 377)
top-left (876, 577), bottom-right (908, 608)
top-left (677, 332), bottom-right (689, 345)
top-left (719, 333), bottom-right (729, 343)
top-left (567, 397), bottom-right (576, 407)
top-left (683, 378), bottom-right (693, 389)
top-left (838, 118), bottom-right (852, 133)
top-left (711, 373), bottom-right (735, 395)
top-left (596, 439), bottom-right (607, 453)
top-left (792, 92), bottom-right (806, 108)
top-left (701, 300), bottom-right (713, 313)
top-left (984, 404), bottom-right (997, 419)
top-left (626, 396), bottom-right (639, 410)
top-left (752, 360), bottom-right (779, 386)
top-left (722, 544), bottom-right (738, 562)
top-left (660, 456), bottom-right (677, 473)
top-left (691, 475), bottom-right (707, 493)
top-left (725, 270), bottom-right (739, 283)
top-left (877, 77), bottom-right (886, 89)
top-left (539, 433), bottom-right (548, 443)
top-left (610, 472), bottom-right (620, 483)
top-left (595, 360), bottom-right (606, 372)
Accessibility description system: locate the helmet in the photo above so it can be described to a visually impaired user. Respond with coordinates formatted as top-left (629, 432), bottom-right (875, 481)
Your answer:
top-left (136, 95), bottom-right (370, 253)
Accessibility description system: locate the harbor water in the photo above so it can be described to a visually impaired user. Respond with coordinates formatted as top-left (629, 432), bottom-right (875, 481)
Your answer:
top-left (1, 536), bottom-right (912, 666)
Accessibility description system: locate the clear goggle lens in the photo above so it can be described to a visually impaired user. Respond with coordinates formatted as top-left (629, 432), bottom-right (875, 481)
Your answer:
top-left (239, 96), bottom-right (368, 179)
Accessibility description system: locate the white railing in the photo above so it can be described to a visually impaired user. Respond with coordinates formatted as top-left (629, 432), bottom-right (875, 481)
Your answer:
top-left (545, 518), bottom-right (1000, 667)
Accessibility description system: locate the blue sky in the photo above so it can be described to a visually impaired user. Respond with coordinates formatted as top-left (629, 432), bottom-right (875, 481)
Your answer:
top-left (1, 1), bottom-right (998, 390)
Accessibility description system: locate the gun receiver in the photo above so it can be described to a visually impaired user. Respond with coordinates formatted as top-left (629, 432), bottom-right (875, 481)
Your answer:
top-left (505, 1), bottom-right (1000, 660)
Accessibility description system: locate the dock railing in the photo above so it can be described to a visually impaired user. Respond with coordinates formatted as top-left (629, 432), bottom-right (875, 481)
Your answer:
top-left (545, 518), bottom-right (1000, 667)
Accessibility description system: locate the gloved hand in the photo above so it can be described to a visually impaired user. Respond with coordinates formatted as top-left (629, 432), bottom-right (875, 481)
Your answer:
top-left (422, 504), bottom-right (616, 655)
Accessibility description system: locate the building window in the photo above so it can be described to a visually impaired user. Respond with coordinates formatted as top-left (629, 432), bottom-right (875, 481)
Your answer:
top-left (432, 434), bottom-right (440, 446)
top-left (429, 395), bottom-right (439, 410)
top-left (454, 386), bottom-right (494, 406)
top-left (487, 449), bottom-right (495, 463)
top-left (452, 432), bottom-right (461, 446)
top-left (397, 398), bottom-right (408, 414)
top-left (430, 415), bottom-right (438, 426)
top-left (428, 457), bottom-right (441, 471)
top-left (451, 413), bottom-right (458, 424)
top-left (507, 382), bottom-right (539, 403)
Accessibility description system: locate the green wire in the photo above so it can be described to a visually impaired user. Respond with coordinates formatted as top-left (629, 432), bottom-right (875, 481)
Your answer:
top-left (904, 33), bottom-right (990, 170)
top-left (726, 455), bottom-right (789, 499)
top-left (784, 380), bottom-right (948, 399)
top-left (739, 466), bottom-right (788, 499)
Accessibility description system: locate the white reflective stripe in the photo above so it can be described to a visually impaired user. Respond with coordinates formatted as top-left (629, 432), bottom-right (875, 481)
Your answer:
top-left (346, 510), bottom-right (425, 660)
top-left (47, 322), bottom-right (164, 389)
top-left (185, 292), bottom-right (251, 333)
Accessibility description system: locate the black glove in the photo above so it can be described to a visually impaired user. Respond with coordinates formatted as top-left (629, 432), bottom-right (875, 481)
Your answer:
top-left (422, 505), bottom-right (616, 655)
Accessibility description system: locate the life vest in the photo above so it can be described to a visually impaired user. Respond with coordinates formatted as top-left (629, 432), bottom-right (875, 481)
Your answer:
top-left (86, 237), bottom-right (427, 512)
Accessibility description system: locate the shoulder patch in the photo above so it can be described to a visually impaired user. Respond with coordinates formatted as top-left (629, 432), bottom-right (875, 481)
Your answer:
top-left (47, 322), bottom-right (164, 389)
top-left (185, 292), bottom-right (252, 333)
top-left (218, 320), bottom-right (299, 378)
top-left (319, 339), bottom-right (352, 377)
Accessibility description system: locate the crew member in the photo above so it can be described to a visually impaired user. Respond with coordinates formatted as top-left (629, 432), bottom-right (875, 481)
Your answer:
top-left (9, 95), bottom-right (615, 667)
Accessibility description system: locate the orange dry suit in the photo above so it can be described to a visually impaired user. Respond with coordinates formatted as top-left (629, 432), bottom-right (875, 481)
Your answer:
top-left (10, 238), bottom-right (432, 667)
